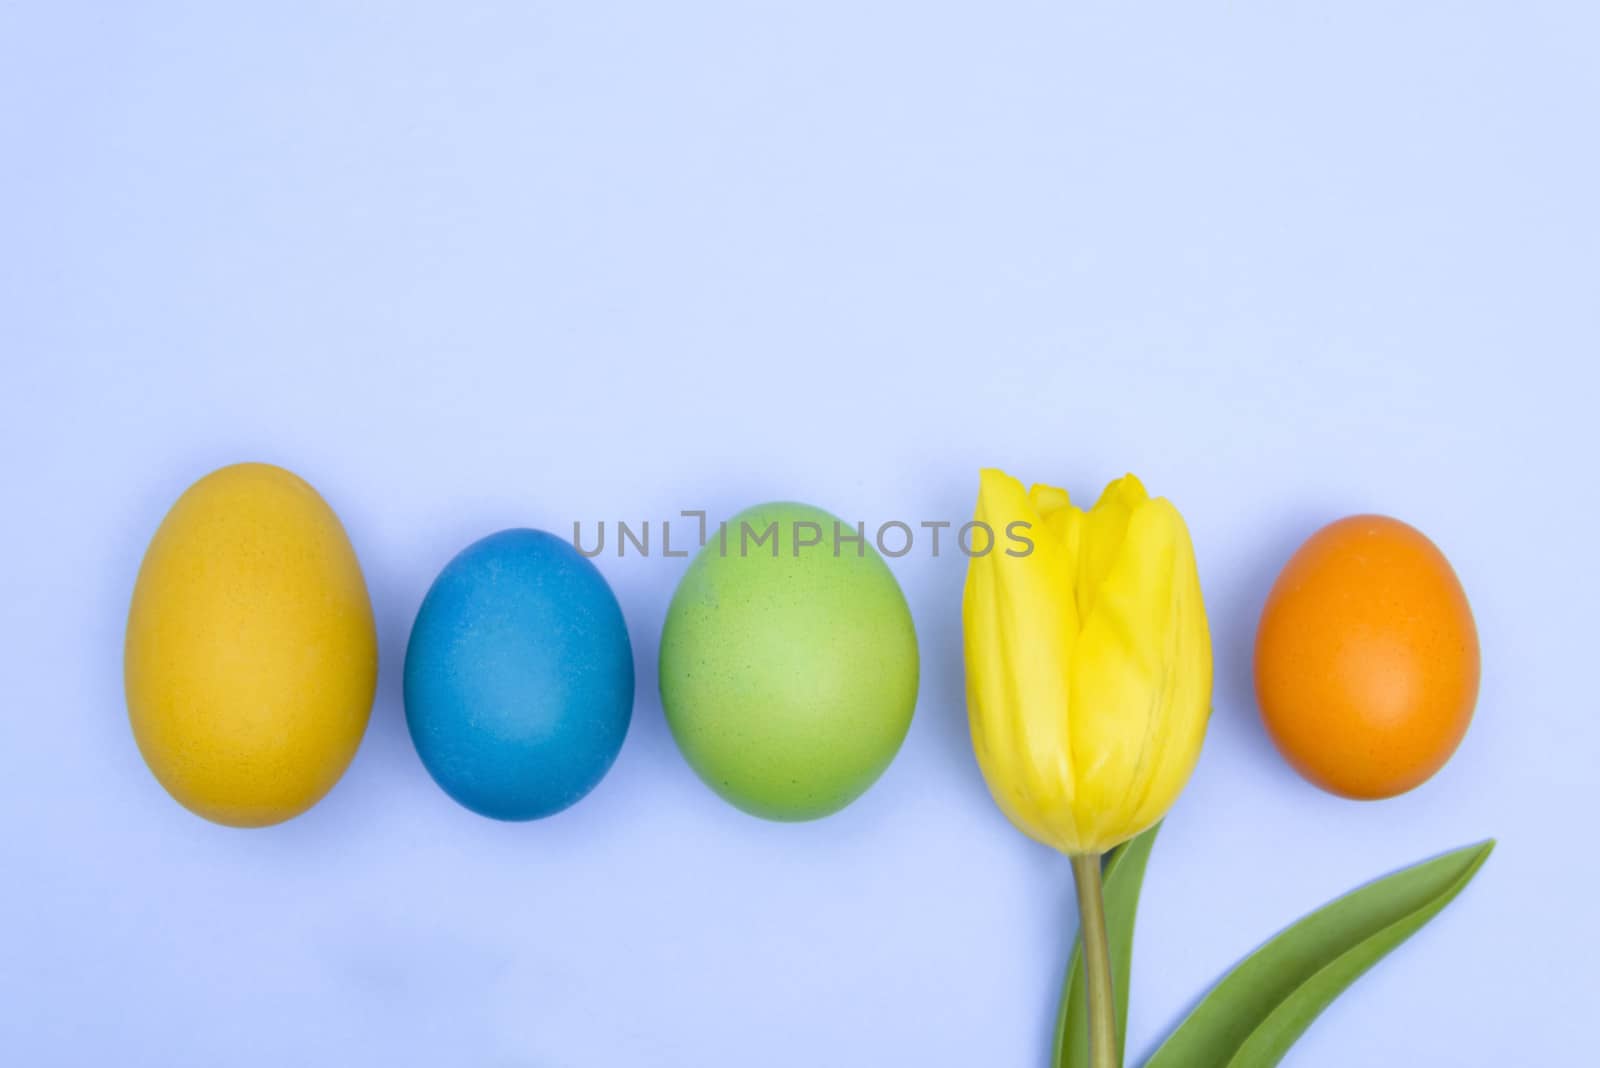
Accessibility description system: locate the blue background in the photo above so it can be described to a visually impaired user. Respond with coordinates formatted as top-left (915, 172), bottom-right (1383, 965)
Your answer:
top-left (2, 3), bottom-right (1595, 1065)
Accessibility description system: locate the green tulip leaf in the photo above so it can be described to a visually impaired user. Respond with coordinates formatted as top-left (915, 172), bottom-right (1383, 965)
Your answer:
top-left (1054, 822), bottom-right (1161, 1068)
top-left (1143, 838), bottom-right (1494, 1068)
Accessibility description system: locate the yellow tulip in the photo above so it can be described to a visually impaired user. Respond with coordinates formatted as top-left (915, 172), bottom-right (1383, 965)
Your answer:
top-left (963, 468), bottom-right (1213, 856)
top-left (964, 467), bottom-right (1213, 1068)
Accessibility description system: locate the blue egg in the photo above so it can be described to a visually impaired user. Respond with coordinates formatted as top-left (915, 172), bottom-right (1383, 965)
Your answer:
top-left (404, 529), bottom-right (634, 820)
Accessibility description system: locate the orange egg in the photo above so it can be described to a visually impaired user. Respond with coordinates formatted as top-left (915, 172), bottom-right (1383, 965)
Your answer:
top-left (1254, 515), bottom-right (1480, 800)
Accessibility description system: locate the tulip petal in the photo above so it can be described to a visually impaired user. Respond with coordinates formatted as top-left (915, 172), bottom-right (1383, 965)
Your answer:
top-left (1075, 474), bottom-right (1148, 622)
top-left (1068, 495), bottom-right (1211, 852)
top-left (964, 469), bottom-right (1082, 851)
top-left (1028, 483), bottom-right (1083, 578)
top-left (1124, 501), bottom-right (1211, 835)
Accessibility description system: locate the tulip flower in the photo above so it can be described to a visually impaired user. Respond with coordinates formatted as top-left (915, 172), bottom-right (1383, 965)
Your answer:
top-left (963, 468), bottom-right (1212, 1068)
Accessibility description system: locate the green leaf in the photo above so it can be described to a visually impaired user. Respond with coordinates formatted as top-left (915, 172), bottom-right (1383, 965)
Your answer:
top-left (1144, 839), bottom-right (1494, 1068)
top-left (1054, 822), bottom-right (1162, 1068)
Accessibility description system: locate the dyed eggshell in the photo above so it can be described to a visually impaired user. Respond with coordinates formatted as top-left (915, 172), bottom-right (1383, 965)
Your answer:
top-left (659, 501), bottom-right (919, 821)
top-left (404, 529), bottom-right (634, 821)
top-left (125, 463), bottom-right (378, 827)
top-left (1255, 514), bottom-right (1480, 799)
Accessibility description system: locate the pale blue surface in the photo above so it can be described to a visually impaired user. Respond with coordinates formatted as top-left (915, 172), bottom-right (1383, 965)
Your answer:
top-left (1, 3), bottom-right (1596, 1066)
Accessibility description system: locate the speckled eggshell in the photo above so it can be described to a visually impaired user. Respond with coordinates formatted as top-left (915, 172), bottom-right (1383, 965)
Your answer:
top-left (124, 463), bottom-right (378, 828)
top-left (659, 501), bottom-right (919, 821)
top-left (404, 529), bottom-right (634, 821)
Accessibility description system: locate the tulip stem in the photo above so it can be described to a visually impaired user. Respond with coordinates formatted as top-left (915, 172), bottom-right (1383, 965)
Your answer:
top-left (1071, 853), bottom-right (1120, 1068)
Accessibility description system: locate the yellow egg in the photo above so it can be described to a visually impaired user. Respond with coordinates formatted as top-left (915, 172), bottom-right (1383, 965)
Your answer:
top-left (125, 463), bottom-right (378, 827)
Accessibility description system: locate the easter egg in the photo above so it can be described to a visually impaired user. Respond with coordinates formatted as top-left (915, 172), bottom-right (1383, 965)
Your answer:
top-left (659, 502), bottom-right (919, 821)
top-left (404, 529), bottom-right (634, 821)
top-left (1254, 515), bottom-right (1480, 800)
top-left (125, 463), bottom-right (378, 827)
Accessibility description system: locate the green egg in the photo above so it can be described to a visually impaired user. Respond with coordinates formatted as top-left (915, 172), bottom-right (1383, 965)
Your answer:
top-left (659, 501), bottom-right (919, 821)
